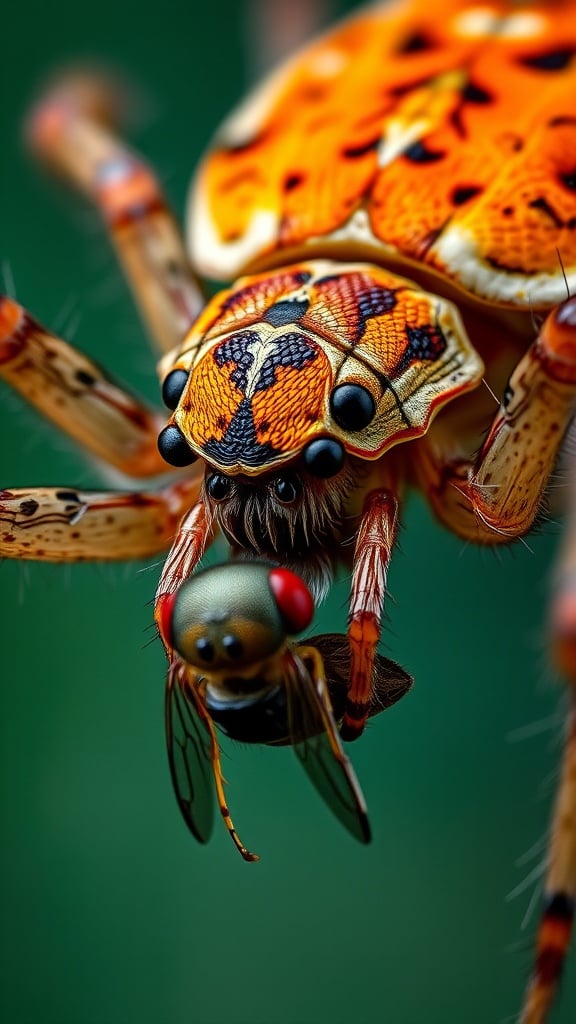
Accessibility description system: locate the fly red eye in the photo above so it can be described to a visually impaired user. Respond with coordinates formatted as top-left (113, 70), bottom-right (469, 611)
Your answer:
top-left (155, 590), bottom-right (179, 649)
top-left (268, 568), bottom-right (314, 634)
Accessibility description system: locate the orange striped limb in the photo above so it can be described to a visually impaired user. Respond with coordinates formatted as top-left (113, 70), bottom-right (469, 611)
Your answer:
top-left (186, 673), bottom-right (259, 862)
top-left (27, 74), bottom-right (204, 354)
top-left (203, 706), bottom-right (260, 862)
top-left (519, 484), bottom-right (576, 1021)
top-left (155, 502), bottom-right (215, 648)
top-left (342, 489), bottom-right (399, 741)
top-left (519, 709), bottom-right (576, 1024)
top-left (246, 0), bottom-right (331, 74)
top-left (414, 298), bottom-right (576, 545)
top-left (0, 476), bottom-right (202, 561)
top-left (0, 296), bottom-right (168, 477)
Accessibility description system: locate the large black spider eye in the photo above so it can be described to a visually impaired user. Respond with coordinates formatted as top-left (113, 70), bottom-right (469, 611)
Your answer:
top-left (303, 437), bottom-right (345, 478)
top-left (273, 473), bottom-right (301, 504)
top-left (207, 473), bottom-right (232, 501)
top-left (158, 424), bottom-right (197, 467)
top-left (161, 368), bottom-right (189, 410)
top-left (330, 383), bottom-right (375, 431)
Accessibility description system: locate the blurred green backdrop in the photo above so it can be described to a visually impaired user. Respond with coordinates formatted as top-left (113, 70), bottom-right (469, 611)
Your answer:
top-left (1, 2), bottom-right (574, 1022)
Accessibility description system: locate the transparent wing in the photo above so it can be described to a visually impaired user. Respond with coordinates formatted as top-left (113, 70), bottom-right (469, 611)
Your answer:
top-left (284, 648), bottom-right (371, 844)
top-left (296, 633), bottom-right (413, 724)
top-left (165, 658), bottom-right (214, 843)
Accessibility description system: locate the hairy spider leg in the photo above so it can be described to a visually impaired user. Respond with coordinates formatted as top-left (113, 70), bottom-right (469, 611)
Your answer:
top-left (0, 296), bottom-right (166, 477)
top-left (520, 462), bottom-right (576, 1022)
top-left (0, 479), bottom-right (201, 563)
top-left (1, 71), bottom-right (209, 564)
top-left (27, 73), bottom-right (204, 356)
top-left (409, 297), bottom-right (576, 1023)
top-left (343, 489), bottom-right (400, 741)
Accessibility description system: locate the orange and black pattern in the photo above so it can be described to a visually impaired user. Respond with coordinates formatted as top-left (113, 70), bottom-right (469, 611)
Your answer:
top-left (170, 260), bottom-right (483, 472)
top-left (192, 0), bottom-right (576, 305)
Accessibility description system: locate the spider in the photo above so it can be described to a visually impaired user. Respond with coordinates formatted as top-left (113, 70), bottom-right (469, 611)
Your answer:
top-left (1, 3), bottom-right (576, 1023)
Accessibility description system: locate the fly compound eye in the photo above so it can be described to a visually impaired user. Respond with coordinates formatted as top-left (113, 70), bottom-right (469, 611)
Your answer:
top-left (206, 473), bottom-right (232, 501)
top-left (272, 473), bottom-right (301, 504)
top-left (156, 591), bottom-right (178, 648)
top-left (268, 568), bottom-right (315, 635)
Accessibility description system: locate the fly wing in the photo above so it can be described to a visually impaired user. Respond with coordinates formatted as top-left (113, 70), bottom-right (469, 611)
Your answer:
top-left (165, 658), bottom-right (214, 843)
top-left (284, 649), bottom-right (371, 844)
top-left (297, 633), bottom-right (413, 723)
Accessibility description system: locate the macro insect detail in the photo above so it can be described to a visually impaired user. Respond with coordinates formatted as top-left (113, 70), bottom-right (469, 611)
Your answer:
top-left (158, 560), bottom-right (412, 860)
top-left (1, 0), bottom-right (576, 1021)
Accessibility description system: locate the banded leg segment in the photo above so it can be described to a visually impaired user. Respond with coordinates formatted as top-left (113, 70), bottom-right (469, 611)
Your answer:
top-left (343, 489), bottom-right (399, 741)
top-left (0, 476), bottom-right (202, 561)
top-left (415, 298), bottom-right (576, 545)
top-left (28, 75), bottom-right (204, 354)
top-left (195, 687), bottom-right (259, 862)
top-left (520, 473), bottom-right (576, 1022)
top-left (155, 501), bottom-right (215, 647)
top-left (411, 298), bottom-right (576, 1022)
top-left (520, 710), bottom-right (576, 1024)
top-left (247, 0), bottom-right (330, 73)
top-left (0, 296), bottom-right (168, 477)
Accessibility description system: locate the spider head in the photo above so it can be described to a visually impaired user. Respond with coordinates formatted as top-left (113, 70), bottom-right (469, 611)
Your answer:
top-left (200, 455), bottom-right (358, 603)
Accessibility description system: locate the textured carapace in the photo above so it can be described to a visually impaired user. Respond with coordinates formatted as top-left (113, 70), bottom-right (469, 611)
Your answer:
top-left (162, 259), bottom-right (483, 473)
top-left (189, 0), bottom-right (576, 307)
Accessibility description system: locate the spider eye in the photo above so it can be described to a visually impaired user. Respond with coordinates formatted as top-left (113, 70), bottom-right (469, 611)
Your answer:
top-left (330, 383), bottom-right (375, 431)
top-left (273, 473), bottom-right (300, 504)
top-left (158, 424), bottom-right (197, 467)
top-left (161, 368), bottom-right (189, 410)
top-left (302, 437), bottom-right (345, 478)
top-left (207, 473), bottom-right (232, 501)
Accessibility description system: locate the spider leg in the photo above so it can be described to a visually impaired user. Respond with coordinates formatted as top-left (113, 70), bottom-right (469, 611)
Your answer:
top-left (518, 489), bottom-right (576, 1023)
top-left (342, 299), bottom-right (576, 741)
top-left (27, 73), bottom-right (204, 355)
top-left (154, 501), bottom-right (215, 650)
top-left (0, 477), bottom-right (201, 562)
top-left (342, 488), bottom-right (400, 741)
top-left (413, 298), bottom-right (576, 545)
top-left (0, 296), bottom-right (168, 477)
top-left (410, 298), bottom-right (576, 1021)
top-left (246, 0), bottom-right (331, 75)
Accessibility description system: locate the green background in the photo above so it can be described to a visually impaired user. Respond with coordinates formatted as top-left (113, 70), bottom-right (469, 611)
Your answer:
top-left (1, 2), bottom-right (574, 1022)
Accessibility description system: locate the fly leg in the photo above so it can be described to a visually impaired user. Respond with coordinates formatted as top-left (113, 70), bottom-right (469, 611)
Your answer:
top-left (193, 683), bottom-right (259, 863)
top-left (27, 73), bottom-right (204, 356)
top-left (342, 489), bottom-right (399, 741)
